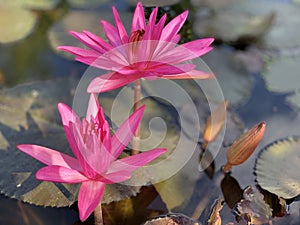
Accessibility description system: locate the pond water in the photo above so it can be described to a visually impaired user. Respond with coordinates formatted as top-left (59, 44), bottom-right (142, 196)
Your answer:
top-left (0, 0), bottom-right (299, 225)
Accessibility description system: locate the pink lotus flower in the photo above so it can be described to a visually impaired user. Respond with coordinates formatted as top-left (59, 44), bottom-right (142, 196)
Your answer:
top-left (17, 94), bottom-right (166, 221)
top-left (58, 2), bottom-right (214, 93)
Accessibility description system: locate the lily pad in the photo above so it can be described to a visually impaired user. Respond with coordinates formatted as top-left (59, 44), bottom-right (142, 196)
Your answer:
top-left (223, 0), bottom-right (300, 49)
top-left (262, 56), bottom-right (300, 109)
top-left (0, 78), bottom-right (142, 207)
top-left (193, 10), bottom-right (274, 44)
top-left (18, 0), bottom-right (60, 10)
top-left (255, 136), bottom-right (300, 199)
top-left (0, 3), bottom-right (37, 44)
top-left (201, 47), bottom-right (254, 106)
top-left (67, 0), bottom-right (110, 9)
top-left (48, 10), bottom-right (132, 59)
top-left (126, 0), bottom-right (180, 7)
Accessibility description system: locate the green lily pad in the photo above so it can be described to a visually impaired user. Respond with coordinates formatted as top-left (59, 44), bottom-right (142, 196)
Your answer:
top-left (223, 0), bottom-right (300, 49)
top-left (0, 3), bottom-right (37, 44)
top-left (262, 56), bottom-right (300, 109)
top-left (255, 136), bottom-right (300, 199)
top-left (126, 0), bottom-right (180, 7)
top-left (18, 0), bottom-right (60, 10)
top-left (48, 10), bottom-right (132, 59)
top-left (0, 78), bottom-right (142, 207)
top-left (67, 0), bottom-right (109, 9)
top-left (193, 10), bottom-right (274, 43)
top-left (201, 47), bottom-right (254, 106)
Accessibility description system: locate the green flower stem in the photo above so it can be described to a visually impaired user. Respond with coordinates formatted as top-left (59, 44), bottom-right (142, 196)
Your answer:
top-left (132, 79), bottom-right (141, 155)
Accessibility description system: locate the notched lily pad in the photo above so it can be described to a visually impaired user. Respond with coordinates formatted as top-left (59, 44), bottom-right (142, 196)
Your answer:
top-left (0, 78), bottom-right (141, 207)
top-left (255, 136), bottom-right (300, 199)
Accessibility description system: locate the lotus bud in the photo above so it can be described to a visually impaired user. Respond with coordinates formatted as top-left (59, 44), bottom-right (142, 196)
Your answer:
top-left (223, 121), bottom-right (266, 173)
top-left (202, 100), bottom-right (228, 149)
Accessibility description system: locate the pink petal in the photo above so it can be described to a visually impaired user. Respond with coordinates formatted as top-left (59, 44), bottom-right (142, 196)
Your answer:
top-left (57, 46), bottom-right (100, 58)
top-left (181, 38), bottom-right (214, 54)
top-left (100, 170), bottom-right (132, 184)
top-left (108, 148), bottom-right (166, 174)
top-left (145, 63), bottom-right (195, 75)
top-left (131, 2), bottom-right (146, 33)
top-left (87, 72), bottom-right (140, 93)
top-left (78, 180), bottom-right (105, 221)
top-left (152, 14), bottom-right (167, 40)
top-left (112, 6), bottom-right (128, 44)
top-left (58, 102), bottom-right (80, 126)
top-left (161, 69), bottom-right (215, 79)
top-left (36, 165), bottom-right (88, 183)
top-left (69, 31), bottom-right (108, 54)
top-left (161, 10), bottom-right (188, 42)
top-left (63, 122), bottom-right (100, 178)
top-left (101, 20), bottom-right (122, 47)
top-left (143, 6), bottom-right (158, 40)
top-left (86, 94), bottom-right (99, 121)
top-left (82, 30), bottom-right (113, 52)
top-left (111, 105), bottom-right (146, 159)
top-left (17, 144), bottom-right (80, 169)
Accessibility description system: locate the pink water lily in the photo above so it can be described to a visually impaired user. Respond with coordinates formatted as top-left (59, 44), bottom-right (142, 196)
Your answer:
top-left (17, 94), bottom-right (166, 221)
top-left (58, 2), bottom-right (214, 93)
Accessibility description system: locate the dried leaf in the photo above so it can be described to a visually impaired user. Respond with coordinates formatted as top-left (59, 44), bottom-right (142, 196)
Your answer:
top-left (237, 186), bottom-right (272, 225)
top-left (207, 198), bottom-right (224, 225)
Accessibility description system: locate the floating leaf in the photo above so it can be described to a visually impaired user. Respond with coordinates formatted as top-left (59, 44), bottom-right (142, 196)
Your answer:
top-left (0, 3), bottom-right (37, 44)
top-left (193, 10), bottom-right (274, 44)
top-left (223, 121), bottom-right (266, 173)
top-left (126, 0), bottom-right (180, 7)
top-left (221, 174), bottom-right (243, 209)
top-left (0, 78), bottom-right (141, 207)
top-left (207, 198), bottom-right (224, 225)
top-left (67, 0), bottom-right (109, 9)
top-left (263, 56), bottom-right (300, 109)
top-left (48, 10), bottom-right (132, 59)
top-left (255, 136), bottom-right (300, 199)
top-left (201, 47), bottom-right (254, 106)
top-left (237, 186), bottom-right (272, 225)
top-left (142, 213), bottom-right (199, 225)
top-left (18, 0), bottom-right (60, 10)
top-left (223, 0), bottom-right (300, 49)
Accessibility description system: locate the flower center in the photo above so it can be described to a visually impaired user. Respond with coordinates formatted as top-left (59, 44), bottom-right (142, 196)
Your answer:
top-left (128, 29), bottom-right (145, 64)
top-left (82, 118), bottom-right (101, 143)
